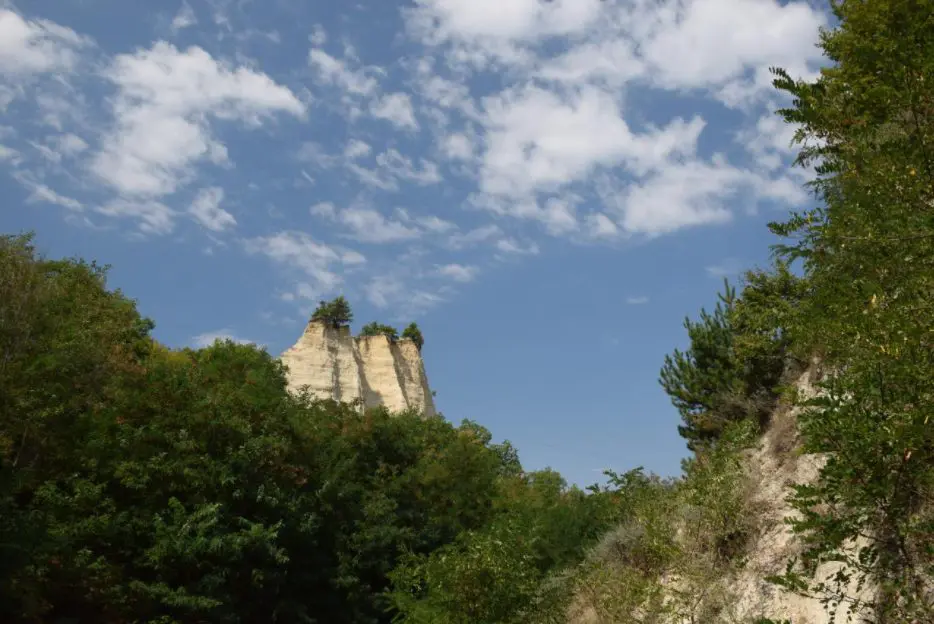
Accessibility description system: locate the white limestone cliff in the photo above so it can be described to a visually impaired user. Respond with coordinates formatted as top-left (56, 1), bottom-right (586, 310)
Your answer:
top-left (279, 320), bottom-right (436, 417)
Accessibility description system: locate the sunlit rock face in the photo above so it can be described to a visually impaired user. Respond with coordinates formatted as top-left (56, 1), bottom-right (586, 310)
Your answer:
top-left (280, 320), bottom-right (436, 417)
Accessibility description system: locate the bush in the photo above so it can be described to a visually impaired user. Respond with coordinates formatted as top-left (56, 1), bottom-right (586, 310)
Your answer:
top-left (402, 322), bottom-right (424, 351)
top-left (360, 321), bottom-right (399, 341)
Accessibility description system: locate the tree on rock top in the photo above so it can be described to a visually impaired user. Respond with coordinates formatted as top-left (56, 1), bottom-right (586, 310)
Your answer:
top-left (311, 296), bottom-right (353, 328)
top-left (402, 322), bottom-right (424, 351)
top-left (360, 322), bottom-right (399, 341)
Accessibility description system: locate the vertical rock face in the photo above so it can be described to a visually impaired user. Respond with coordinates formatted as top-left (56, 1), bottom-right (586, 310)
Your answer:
top-left (279, 320), bottom-right (436, 417)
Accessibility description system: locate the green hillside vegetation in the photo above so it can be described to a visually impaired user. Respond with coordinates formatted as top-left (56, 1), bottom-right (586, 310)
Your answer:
top-left (2, 0), bottom-right (933, 621)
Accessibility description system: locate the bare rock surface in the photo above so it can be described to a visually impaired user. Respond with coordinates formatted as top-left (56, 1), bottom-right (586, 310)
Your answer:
top-left (280, 320), bottom-right (436, 417)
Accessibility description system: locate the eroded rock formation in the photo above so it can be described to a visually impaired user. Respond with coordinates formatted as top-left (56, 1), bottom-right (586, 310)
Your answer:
top-left (279, 320), bottom-right (436, 417)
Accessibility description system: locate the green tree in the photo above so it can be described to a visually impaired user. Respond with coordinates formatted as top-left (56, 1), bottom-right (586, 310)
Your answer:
top-left (311, 296), bottom-right (353, 328)
top-left (402, 322), bottom-right (424, 351)
top-left (765, 0), bottom-right (934, 619)
top-left (659, 280), bottom-right (743, 451)
top-left (0, 233), bottom-right (575, 623)
top-left (360, 322), bottom-right (399, 341)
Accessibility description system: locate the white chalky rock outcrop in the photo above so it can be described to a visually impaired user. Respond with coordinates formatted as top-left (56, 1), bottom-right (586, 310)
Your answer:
top-left (279, 320), bottom-right (436, 417)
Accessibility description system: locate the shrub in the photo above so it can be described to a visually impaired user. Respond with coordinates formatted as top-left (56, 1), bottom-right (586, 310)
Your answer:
top-left (360, 321), bottom-right (399, 341)
top-left (402, 322), bottom-right (424, 351)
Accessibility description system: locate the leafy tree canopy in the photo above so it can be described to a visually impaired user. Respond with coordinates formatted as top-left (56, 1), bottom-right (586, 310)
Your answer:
top-left (311, 295), bottom-right (353, 328)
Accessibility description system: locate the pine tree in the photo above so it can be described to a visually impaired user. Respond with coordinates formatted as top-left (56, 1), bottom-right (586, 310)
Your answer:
top-left (659, 280), bottom-right (743, 451)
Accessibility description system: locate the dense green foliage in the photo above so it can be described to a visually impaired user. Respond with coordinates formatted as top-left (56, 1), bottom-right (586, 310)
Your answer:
top-left (761, 0), bottom-right (934, 619)
top-left (310, 296), bottom-right (353, 328)
top-left (360, 322), bottom-right (400, 341)
top-left (401, 323), bottom-right (424, 352)
top-left (0, 233), bottom-right (608, 622)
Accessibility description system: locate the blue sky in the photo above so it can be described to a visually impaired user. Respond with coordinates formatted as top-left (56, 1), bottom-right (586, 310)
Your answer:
top-left (0, 0), bottom-right (828, 487)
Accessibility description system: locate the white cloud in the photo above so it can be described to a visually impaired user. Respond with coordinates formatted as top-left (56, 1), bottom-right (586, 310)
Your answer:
top-left (245, 231), bottom-right (364, 300)
top-left (738, 110), bottom-right (800, 171)
top-left (585, 213), bottom-right (619, 239)
top-left (337, 206), bottom-right (421, 243)
top-left (364, 274), bottom-right (445, 314)
top-left (378, 149), bottom-right (441, 184)
top-left (479, 85), bottom-right (705, 198)
top-left (437, 263), bottom-right (477, 282)
top-left (308, 48), bottom-right (378, 96)
top-left (189, 186), bottom-right (236, 231)
top-left (97, 198), bottom-right (176, 235)
top-left (348, 148), bottom-right (442, 190)
top-left (310, 201), bottom-right (336, 218)
top-left (344, 138), bottom-right (372, 159)
top-left (471, 193), bottom-right (580, 235)
top-left (171, 2), bottom-right (197, 32)
top-left (26, 183), bottom-right (83, 211)
top-left (92, 42), bottom-right (305, 198)
top-left (371, 92), bottom-right (418, 129)
top-left (441, 132), bottom-right (474, 160)
top-left (604, 159), bottom-right (741, 236)
top-left (640, 0), bottom-right (826, 104)
top-left (626, 295), bottom-right (649, 305)
top-left (55, 132), bottom-right (88, 156)
top-left (192, 329), bottom-right (258, 348)
top-left (0, 9), bottom-right (90, 75)
top-left (309, 24), bottom-right (327, 47)
top-left (406, 0), bottom-right (604, 67)
top-left (446, 224), bottom-right (501, 250)
top-left (495, 237), bottom-right (539, 255)
top-left (407, 0), bottom-right (825, 106)
top-left (538, 39), bottom-right (644, 87)
top-left (414, 214), bottom-right (456, 233)
top-left (0, 143), bottom-right (20, 163)
top-left (29, 132), bottom-right (88, 163)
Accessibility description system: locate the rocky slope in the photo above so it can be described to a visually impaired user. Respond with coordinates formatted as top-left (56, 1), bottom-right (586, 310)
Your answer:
top-left (279, 320), bottom-right (436, 417)
top-left (571, 365), bottom-right (876, 624)
top-left (708, 366), bottom-right (874, 623)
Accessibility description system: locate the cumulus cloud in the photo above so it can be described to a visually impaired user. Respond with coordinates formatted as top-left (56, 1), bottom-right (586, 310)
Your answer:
top-left (92, 42), bottom-right (305, 198)
top-left (479, 85), bottom-right (706, 198)
top-left (0, 9), bottom-right (91, 75)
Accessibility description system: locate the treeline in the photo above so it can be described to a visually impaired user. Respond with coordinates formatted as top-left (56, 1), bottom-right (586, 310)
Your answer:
top-left (310, 296), bottom-right (425, 351)
top-left (0, 233), bottom-right (615, 622)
